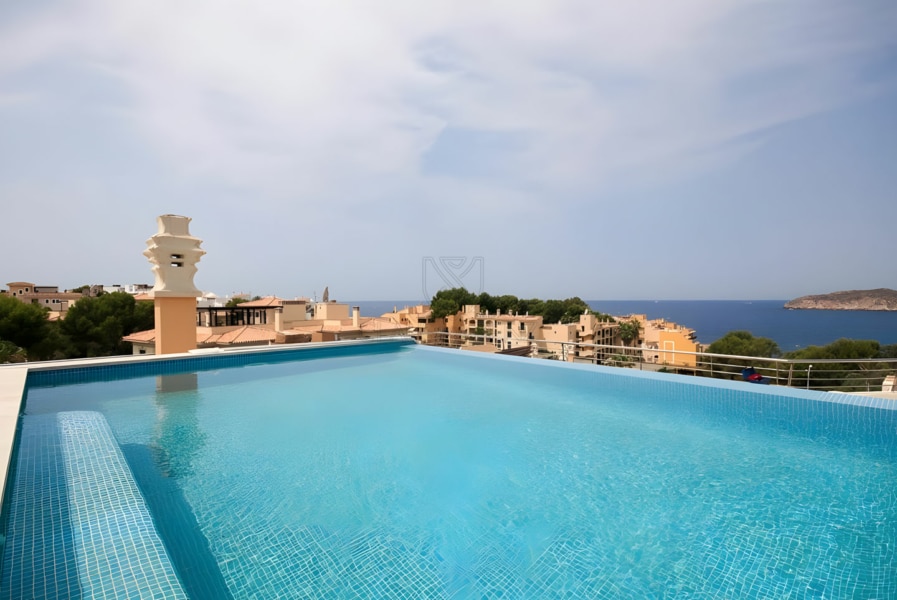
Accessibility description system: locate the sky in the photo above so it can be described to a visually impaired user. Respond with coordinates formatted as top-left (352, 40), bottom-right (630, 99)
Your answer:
top-left (1, 0), bottom-right (896, 302)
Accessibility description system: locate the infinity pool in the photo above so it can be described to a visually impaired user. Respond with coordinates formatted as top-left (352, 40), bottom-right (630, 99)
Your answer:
top-left (3, 340), bottom-right (896, 598)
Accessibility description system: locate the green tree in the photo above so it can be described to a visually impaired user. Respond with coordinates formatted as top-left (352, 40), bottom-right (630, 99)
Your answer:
top-left (519, 298), bottom-right (544, 317)
top-left (0, 295), bottom-right (51, 359)
top-left (476, 292), bottom-right (497, 314)
top-left (785, 338), bottom-right (880, 361)
top-left (785, 339), bottom-right (883, 391)
top-left (703, 330), bottom-right (781, 380)
top-left (618, 320), bottom-right (641, 347)
top-left (430, 287), bottom-right (478, 319)
top-left (541, 300), bottom-right (566, 324)
top-left (707, 331), bottom-right (781, 358)
top-left (60, 292), bottom-right (155, 358)
top-left (226, 297), bottom-right (249, 307)
top-left (879, 344), bottom-right (897, 359)
top-left (495, 295), bottom-right (520, 314)
top-left (31, 322), bottom-right (73, 361)
top-left (133, 300), bottom-right (155, 332)
top-left (559, 297), bottom-right (591, 323)
top-left (0, 339), bottom-right (27, 363)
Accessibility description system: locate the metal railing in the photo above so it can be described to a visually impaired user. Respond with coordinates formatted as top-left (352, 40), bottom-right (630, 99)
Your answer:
top-left (410, 331), bottom-right (897, 394)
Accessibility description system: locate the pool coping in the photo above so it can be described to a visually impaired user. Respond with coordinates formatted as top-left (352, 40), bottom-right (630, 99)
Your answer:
top-left (0, 337), bottom-right (413, 511)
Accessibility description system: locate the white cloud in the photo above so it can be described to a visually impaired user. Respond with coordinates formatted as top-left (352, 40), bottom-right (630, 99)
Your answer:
top-left (1, 0), bottom-right (895, 214)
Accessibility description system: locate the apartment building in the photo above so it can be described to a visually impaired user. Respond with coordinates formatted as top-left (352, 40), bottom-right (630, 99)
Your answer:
top-left (622, 314), bottom-right (701, 368)
top-left (459, 304), bottom-right (542, 354)
top-left (573, 313), bottom-right (620, 364)
top-left (380, 305), bottom-right (445, 343)
top-left (539, 323), bottom-right (577, 361)
top-left (4, 281), bottom-right (84, 316)
top-left (102, 283), bottom-right (153, 295)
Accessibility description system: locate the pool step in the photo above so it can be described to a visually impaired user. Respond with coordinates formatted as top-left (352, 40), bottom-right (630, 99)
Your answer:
top-left (0, 411), bottom-right (188, 599)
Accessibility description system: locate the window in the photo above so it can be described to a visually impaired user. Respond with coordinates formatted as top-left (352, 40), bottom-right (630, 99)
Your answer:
top-left (507, 331), bottom-right (511, 338)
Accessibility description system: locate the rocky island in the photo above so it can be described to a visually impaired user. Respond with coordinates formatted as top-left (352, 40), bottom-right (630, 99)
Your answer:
top-left (785, 288), bottom-right (897, 311)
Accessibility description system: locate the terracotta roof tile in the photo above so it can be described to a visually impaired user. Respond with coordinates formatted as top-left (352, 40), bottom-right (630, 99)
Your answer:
top-left (122, 329), bottom-right (157, 343)
top-left (237, 296), bottom-right (284, 307)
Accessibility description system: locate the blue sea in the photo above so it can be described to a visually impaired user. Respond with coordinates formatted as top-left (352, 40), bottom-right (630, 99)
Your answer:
top-left (352, 300), bottom-right (897, 350)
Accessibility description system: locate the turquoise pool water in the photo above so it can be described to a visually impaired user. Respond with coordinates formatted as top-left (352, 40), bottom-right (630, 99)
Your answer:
top-left (4, 342), bottom-right (896, 598)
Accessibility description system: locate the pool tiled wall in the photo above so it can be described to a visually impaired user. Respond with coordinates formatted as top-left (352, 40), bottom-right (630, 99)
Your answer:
top-left (25, 338), bottom-right (415, 388)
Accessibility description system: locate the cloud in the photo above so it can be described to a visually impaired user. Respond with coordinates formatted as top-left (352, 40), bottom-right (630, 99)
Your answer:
top-left (1, 0), bottom-right (895, 210)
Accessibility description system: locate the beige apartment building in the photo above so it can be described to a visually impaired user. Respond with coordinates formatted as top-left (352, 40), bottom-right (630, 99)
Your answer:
top-left (572, 313), bottom-right (619, 364)
top-left (4, 281), bottom-right (84, 317)
top-left (539, 323), bottom-right (577, 361)
top-left (380, 305), bottom-right (445, 343)
top-left (452, 305), bottom-right (624, 362)
top-left (459, 304), bottom-right (542, 354)
top-left (621, 314), bottom-right (702, 368)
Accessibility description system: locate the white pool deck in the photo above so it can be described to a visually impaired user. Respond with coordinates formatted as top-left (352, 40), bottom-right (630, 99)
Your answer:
top-left (0, 366), bottom-right (26, 504)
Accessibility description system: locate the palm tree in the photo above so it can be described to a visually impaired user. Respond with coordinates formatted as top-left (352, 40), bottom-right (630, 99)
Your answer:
top-left (618, 319), bottom-right (641, 355)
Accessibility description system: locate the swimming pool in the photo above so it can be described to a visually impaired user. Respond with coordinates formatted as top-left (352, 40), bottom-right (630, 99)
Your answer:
top-left (2, 339), bottom-right (895, 598)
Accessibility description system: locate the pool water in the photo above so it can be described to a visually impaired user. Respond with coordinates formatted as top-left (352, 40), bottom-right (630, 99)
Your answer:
top-left (5, 344), bottom-right (897, 598)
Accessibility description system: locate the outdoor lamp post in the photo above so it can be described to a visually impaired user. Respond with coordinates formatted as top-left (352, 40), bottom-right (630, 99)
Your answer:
top-left (807, 364), bottom-right (813, 390)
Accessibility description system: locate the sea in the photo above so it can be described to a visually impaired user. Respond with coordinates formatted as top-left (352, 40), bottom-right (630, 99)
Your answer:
top-left (350, 300), bottom-right (897, 351)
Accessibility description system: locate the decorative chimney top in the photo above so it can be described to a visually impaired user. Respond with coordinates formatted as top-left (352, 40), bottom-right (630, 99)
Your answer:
top-left (143, 214), bottom-right (205, 297)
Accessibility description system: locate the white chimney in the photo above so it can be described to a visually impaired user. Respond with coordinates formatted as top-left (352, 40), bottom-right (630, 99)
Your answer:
top-left (352, 306), bottom-right (360, 328)
top-left (143, 214), bottom-right (205, 297)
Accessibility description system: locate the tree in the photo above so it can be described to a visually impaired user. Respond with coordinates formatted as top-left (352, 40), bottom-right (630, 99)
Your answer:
top-left (879, 344), bottom-right (897, 359)
top-left (476, 292), bottom-right (497, 314)
top-left (0, 295), bottom-right (51, 359)
top-left (60, 292), bottom-right (155, 358)
top-left (0, 340), bottom-right (27, 363)
top-left (541, 300), bottom-right (566, 324)
top-left (618, 320), bottom-right (641, 347)
top-left (495, 295), bottom-right (521, 315)
top-left (133, 300), bottom-right (155, 332)
top-left (226, 298), bottom-right (249, 307)
top-left (703, 331), bottom-right (781, 380)
top-left (560, 297), bottom-right (591, 323)
top-left (430, 288), bottom-right (478, 319)
top-left (785, 339), bottom-right (883, 391)
top-left (707, 331), bottom-right (781, 358)
top-left (430, 289), bottom-right (592, 323)
top-left (785, 338), bottom-right (880, 361)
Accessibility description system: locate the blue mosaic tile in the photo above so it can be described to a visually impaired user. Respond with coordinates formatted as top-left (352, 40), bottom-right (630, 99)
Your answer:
top-left (7, 343), bottom-right (897, 599)
top-left (0, 412), bottom-right (188, 600)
